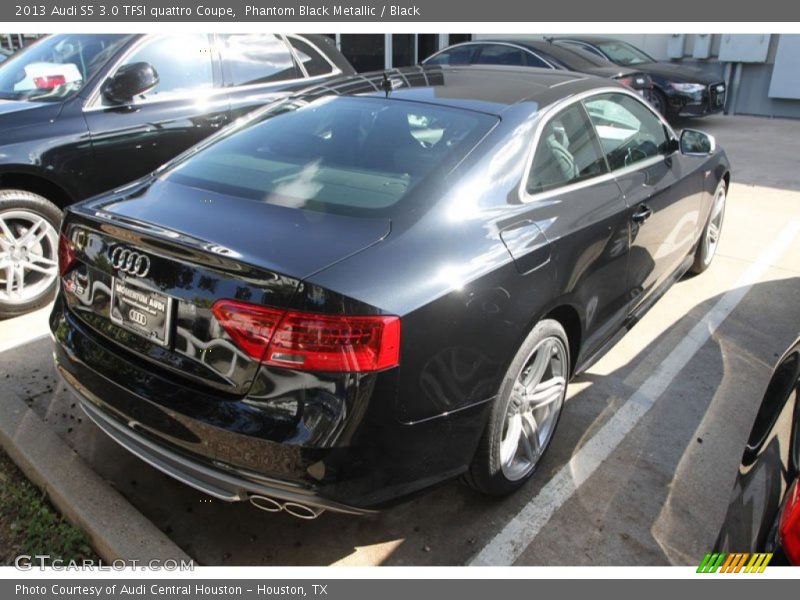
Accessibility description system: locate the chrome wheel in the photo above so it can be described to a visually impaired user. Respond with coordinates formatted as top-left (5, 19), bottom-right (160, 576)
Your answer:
top-left (0, 209), bottom-right (59, 306)
top-left (499, 336), bottom-right (568, 481)
top-left (702, 184), bottom-right (726, 266)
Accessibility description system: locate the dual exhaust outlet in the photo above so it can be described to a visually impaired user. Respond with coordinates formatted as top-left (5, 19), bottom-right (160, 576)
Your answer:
top-left (249, 494), bottom-right (325, 520)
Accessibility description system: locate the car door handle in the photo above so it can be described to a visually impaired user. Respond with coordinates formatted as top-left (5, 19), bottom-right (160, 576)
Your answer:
top-left (631, 204), bottom-right (653, 224)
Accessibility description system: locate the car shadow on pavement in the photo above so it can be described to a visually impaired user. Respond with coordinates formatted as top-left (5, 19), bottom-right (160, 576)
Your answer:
top-left (1, 274), bottom-right (799, 566)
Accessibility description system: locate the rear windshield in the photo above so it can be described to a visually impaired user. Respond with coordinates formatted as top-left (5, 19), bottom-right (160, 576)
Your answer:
top-left (164, 96), bottom-right (496, 217)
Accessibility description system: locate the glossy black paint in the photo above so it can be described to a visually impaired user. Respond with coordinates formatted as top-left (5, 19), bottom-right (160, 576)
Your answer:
top-left (715, 337), bottom-right (800, 564)
top-left (423, 39), bottom-right (653, 91)
top-left (0, 34), bottom-right (354, 205)
top-left (553, 37), bottom-right (726, 119)
top-left (51, 66), bottom-right (730, 510)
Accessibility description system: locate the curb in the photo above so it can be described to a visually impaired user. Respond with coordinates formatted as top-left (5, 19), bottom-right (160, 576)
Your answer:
top-left (0, 388), bottom-right (192, 564)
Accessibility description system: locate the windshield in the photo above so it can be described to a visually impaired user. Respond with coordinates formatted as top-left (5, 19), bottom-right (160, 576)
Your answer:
top-left (596, 41), bottom-right (654, 66)
top-left (0, 34), bottom-right (132, 102)
top-left (164, 96), bottom-right (497, 217)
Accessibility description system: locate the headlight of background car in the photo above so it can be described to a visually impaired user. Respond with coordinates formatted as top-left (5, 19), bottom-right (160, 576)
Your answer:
top-left (670, 82), bottom-right (706, 93)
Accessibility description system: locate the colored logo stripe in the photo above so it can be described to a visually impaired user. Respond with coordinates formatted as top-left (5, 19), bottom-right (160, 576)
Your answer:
top-left (697, 552), bottom-right (773, 573)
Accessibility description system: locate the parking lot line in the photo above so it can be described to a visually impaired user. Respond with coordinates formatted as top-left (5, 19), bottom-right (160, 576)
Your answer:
top-left (0, 303), bottom-right (51, 353)
top-left (469, 220), bottom-right (800, 566)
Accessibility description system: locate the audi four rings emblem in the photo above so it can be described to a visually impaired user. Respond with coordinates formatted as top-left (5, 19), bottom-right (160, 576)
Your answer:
top-left (110, 246), bottom-right (151, 277)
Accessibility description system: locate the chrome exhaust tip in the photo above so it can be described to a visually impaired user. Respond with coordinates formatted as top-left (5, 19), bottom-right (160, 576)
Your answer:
top-left (283, 502), bottom-right (325, 520)
top-left (249, 495), bottom-right (325, 519)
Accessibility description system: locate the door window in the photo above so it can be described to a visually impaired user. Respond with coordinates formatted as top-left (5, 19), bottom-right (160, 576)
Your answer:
top-left (475, 44), bottom-right (528, 66)
top-left (424, 46), bottom-right (476, 66)
top-left (583, 92), bottom-right (672, 171)
top-left (288, 36), bottom-right (334, 77)
top-left (114, 34), bottom-right (213, 102)
top-left (219, 34), bottom-right (300, 86)
top-left (527, 103), bottom-right (609, 194)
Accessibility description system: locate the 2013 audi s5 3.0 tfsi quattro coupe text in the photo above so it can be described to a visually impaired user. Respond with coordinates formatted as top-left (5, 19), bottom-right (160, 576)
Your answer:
top-left (51, 65), bottom-right (730, 517)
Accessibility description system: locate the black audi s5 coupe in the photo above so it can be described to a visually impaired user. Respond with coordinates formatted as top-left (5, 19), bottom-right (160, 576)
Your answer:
top-left (51, 65), bottom-right (730, 517)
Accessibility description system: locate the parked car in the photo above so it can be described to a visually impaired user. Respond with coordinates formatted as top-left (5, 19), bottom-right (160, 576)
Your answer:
top-left (715, 336), bottom-right (800, 565)
top-left (553, 36), bottom-right (726, 120)
top-left (0, 33), bottom-right (354, 318)
top-left (51, 65), bottom-right (729, 517)
top-left (0, 48), bottom-right (12, 63)
top-left (423, 39), bottom-right (653, 97)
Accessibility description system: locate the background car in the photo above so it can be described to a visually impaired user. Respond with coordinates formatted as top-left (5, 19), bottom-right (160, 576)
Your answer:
top-left (52, 65), bottom-right (729, 516)
top-left (715, 336), bottom-right (800, 565)
top-left (423, 39), bottom-right (654, 98)
top-left (0, 33), bottom-right (354, 318)
top-left (553, 36), bottom-right (726, 120)
top-left (0, 48), bottom-right (12, 63)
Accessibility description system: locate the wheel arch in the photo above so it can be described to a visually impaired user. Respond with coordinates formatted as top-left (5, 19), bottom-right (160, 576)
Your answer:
top-left (0, 169), bottom-right (75, 209)
top-left (541, 303), bottom-right (583, 377)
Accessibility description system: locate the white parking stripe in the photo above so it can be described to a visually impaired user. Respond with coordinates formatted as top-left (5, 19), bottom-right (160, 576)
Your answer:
top-left (469, 220), bottom-right (800, 566)
top-left (0, 304), bottom-right (51, 353)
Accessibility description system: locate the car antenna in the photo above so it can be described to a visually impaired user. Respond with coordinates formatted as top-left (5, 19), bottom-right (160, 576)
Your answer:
top-left (381, 72), bottom-right (393, 98)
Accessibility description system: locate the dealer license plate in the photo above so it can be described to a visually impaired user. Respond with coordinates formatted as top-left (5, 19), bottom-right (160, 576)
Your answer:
top-left (109, 278), bottom-right (173, 347)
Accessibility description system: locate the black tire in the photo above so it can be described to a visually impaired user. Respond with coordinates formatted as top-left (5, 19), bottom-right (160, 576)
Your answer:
top-left (650, 88), bottom-right (674, 121)
top-left (690, 180), bottom-right (727, 275)
top-left (0, 189), bottom-right (63, 319)
top-left (464, 318), bottom-right (570, 496)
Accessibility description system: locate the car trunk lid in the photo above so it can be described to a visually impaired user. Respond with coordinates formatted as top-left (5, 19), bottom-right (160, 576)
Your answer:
top-left (60, 179), bottom-right (391, 396)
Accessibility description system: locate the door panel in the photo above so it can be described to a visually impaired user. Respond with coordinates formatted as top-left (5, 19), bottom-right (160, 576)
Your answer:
top-left (84, 33), bottom-right (228, 196)
top-left (521, 102), bottom-right (631, 361)
top-left (615, 156), bottom-right (701, 309)
top-left (583, 91), bottom-right (701, 312)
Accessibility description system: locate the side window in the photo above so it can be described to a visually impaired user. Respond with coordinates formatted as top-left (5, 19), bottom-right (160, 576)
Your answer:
top-left (583, 93), bottom-right (672, 171)
top-left (563, 41), bottom-right (606, 59)
top-left (527, 103), bottom-right (609, 195)
top-left (114, 34), bottom-right (213, 102)
top-left (288, 37), bottom-right (334, 77)
top-left (219, 34), bottom-right (300, 86)
top-left (425, 46), bottom-right (475, 66)
top-left (524, 52), bottom-right (550, 69)
top-left (475, 44), bottom-right (527, 66)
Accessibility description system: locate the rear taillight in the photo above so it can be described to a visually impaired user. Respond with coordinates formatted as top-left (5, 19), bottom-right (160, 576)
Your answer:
top-left (211, 300), bottom-right (285, 360)
top-left (33, 75), bottom-right (66, 89)
top-left (779, 479), bottom-right (800, 565)
top-left (212, 299), bottom-right (400, 373)
top-left (57, 232), bottom-right (77, 277)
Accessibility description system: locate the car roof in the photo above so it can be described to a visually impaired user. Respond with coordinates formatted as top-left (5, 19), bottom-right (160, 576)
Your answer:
top-left (552, 36), bottom-right (626, 45)
top-left (293, 65), bottom-right (612, 116)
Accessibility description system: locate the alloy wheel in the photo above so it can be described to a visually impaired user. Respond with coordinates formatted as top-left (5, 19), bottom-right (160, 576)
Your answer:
top-left (0, 209), bottom-right (59, 306)
top-left (499, 336), bottom-right (568, 481)
top-left (703, 185), bottom-right (726, 266)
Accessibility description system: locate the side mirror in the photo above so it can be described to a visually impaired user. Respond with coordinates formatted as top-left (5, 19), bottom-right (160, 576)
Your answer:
top-left (679, 129), bottom-right (716, 156)
top-left (103, 62), bottom-right (159, 105)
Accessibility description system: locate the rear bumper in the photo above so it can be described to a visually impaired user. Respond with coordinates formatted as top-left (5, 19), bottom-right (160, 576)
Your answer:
top-left (51, 297), bottom-right (489, 510)
top-left (60, 368), bottom-right (371, 515)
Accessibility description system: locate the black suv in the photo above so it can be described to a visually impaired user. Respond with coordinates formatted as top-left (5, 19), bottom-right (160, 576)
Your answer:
top-left (0, 33), bottom-right (353, 317)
